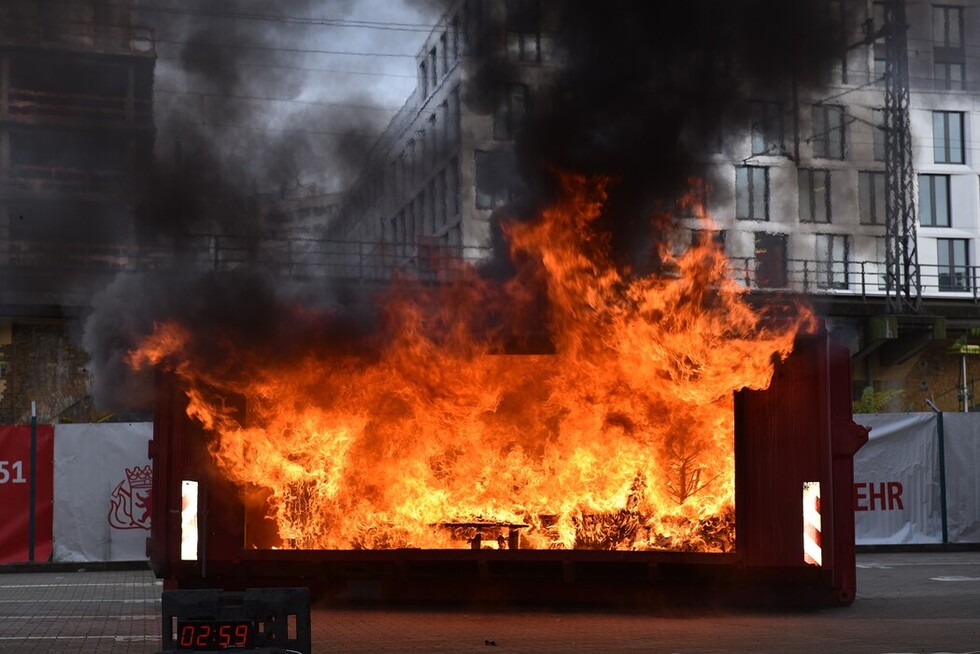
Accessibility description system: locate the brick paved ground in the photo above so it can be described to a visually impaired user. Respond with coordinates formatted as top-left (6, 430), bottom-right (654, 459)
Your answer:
top-left (0, 568), bottom-right (160, 653)
top-left (1, 553), bottom-right (980, 653)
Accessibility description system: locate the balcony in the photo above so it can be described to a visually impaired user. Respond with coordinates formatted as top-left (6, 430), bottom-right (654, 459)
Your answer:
top-left (1, 164), bottom-right (129, 197)
top-left (1, 234), bottom-right (977, 312)
top-left (726, 257), bottom-right (980, 303)
top-left (0, 235), bottom-right (482, 304)
top-left (0, 18), bottom-right (154, 57)
top-left (4, 88), bottom-right (152, 127)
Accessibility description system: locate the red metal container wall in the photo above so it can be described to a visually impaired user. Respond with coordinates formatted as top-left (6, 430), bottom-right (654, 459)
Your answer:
top-left (736, 329), bottom-right (868, 604)
top-left (147, 328), bottom-right (868, 605)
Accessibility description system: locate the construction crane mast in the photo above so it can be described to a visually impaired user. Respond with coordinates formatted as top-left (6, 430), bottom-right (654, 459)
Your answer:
top-left (881, 0), bottom-right (922, 314)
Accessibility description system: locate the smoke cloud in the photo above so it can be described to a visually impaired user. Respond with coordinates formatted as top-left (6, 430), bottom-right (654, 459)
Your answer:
top-left (83, 0), bottom-right (847, 412)
top-left (83, 0), bottom-right (441, 411)
top-left (473, 0), bottom-right (847, 268)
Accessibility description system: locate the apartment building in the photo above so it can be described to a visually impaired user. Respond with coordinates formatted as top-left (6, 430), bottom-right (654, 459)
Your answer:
top-left (694, 0), bottom-right (980, 408)
top-left (329, 0), bottom-right (564, 270)
top-left (331, 0), bottom-right (980, 410)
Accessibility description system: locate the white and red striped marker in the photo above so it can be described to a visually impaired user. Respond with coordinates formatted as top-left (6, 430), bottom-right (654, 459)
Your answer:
top-left (803, 481), bottom-right (822, 566)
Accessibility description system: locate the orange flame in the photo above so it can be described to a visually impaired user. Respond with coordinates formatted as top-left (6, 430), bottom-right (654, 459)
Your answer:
top-left (131, 175), bottom-right (815, 552)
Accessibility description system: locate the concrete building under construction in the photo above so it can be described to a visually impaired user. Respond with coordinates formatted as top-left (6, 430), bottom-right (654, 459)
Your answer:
top-left (0, 0), bottom-right (155, 423)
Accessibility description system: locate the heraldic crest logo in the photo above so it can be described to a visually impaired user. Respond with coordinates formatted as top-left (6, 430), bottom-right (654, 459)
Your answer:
top-left (108, 465), bottom-right (152, 530)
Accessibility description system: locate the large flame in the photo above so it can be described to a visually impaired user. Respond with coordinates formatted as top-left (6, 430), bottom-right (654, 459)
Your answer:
top-left (130, 175), bottom-right (815, 552)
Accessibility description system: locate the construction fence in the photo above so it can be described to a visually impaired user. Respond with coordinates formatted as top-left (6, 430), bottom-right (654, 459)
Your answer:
top-left (0, 414), bottom-right (975, 563)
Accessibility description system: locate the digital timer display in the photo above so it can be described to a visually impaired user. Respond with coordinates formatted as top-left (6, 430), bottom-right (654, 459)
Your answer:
top-left (176, 620), bottom-right (254, 650)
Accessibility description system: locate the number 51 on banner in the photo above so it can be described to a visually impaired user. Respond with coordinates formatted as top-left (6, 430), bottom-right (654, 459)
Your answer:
top-left (0, 425), bottom-right (53, 563)
top-left (0, 460), bottom-right (27, 484)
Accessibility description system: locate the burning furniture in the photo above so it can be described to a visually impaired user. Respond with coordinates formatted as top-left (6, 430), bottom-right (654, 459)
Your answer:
top-left (142, 178), bottom-right (868, 606)
top-left (146, 327), bottom-right (867, 607)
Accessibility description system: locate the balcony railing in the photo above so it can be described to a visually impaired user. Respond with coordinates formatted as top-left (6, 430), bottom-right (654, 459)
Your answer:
top-left (0, 235), bottom-right (490, 287)
top-left (727, 257), bottom-right (980, 302)
top-left (1, 164), bottom-right (129, 195)
top-left (4, 88), bottom-right (153, 125)
top-left (0, 18), bottom-right (154, 56)
top-left (1, 235), bottom-right (978, 305)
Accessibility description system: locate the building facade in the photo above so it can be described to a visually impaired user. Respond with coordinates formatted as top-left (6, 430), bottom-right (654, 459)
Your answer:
top-left (331, 0), bottom-right (980, 411)
top-left (692, 0), bottom-right (980, 410)
top-left (0, 0), bottom-right (155, 423)
top-left (329, 0), bottom-right (567, 272)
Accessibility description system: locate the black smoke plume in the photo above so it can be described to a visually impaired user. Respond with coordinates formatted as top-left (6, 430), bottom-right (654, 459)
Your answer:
top-left (85, 0), bottom-right (847, 411)
top-left (84, 0), bottom-right (430, 411)
top-left (473, 0), bottom-right (847, 269)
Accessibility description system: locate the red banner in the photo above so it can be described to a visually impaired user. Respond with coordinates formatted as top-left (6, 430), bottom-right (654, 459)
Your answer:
top-left (0, 425), bottom-right (53, 563)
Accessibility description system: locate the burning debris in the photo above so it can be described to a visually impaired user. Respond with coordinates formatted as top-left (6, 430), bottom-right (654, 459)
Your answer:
top-left (128, 175), bottom-right (815, 553)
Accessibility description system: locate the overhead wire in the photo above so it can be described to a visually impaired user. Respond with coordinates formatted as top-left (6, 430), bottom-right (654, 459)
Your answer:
top-left (153, 37), bottom-right (417, 59)
top-left (138, 3), bottom-right (439, 33)
top-left (154, 55), bottom-right (418, 79)
top-left (90, 0), bottom-right (442, 32)
top-left (154, 88), bottom-right (403, 112)
top-left (155, 117), bottom-right (379, 139)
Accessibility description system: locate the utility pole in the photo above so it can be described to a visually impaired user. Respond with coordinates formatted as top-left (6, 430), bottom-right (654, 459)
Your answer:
top-left (882, 0), bottom-right (921, 314)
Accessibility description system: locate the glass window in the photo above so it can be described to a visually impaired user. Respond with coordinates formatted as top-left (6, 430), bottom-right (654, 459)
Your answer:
top-left (507, 32), bottom-right (541, 62)
top-left (425, 180), bottom-right (436, 235)
top-left (859, 171), bottom-right (886, 225)
top-left (751, 101), bottom-right (784, 155)
top-left (407, 139), bottom-right (416, 188)
top-left (816, 234), bottom-right (849, 290)
top-left (798, 169), bottom-right (831, 223)
top-left (811, 104), bottom-right (846, 159)
top-left (919, 174), bottom-right (951, 227)
top-left (933, 111), bottom-right (965, 164)
top-left (935, 62), bottom-right (964, 90)
top-left (937, 238), bottom-right (970, 291)
top-left (933, 5), bottom-right (965, 90)
top-left (754, 232), bottom-right (787, 289)
top-left (494, 84), bottom-right (527, 141)
top-left (475, 150), bottom-right (518, 210)
top-left (826, 0), bottom-right (847, 84)
top-left (448, 156), bottom-right (460, 218)
top-left (934, 5), bottom-right (963, 47)
top-left (736, 166), bottom-right (769, 221)
top-left (451, 15), bottom-right (460, 61)
top-left (428, 114), bottom-right (437, 168)
top-left (505, 0), bottom-right (541, 62)
top-left (873, 2), bottom-right (886, 86)
top-left (404, 203), bottom-right (415, 257)
top-left (437, 169), bottom-right (447, 228)
top-left (873, 108), bottom-right (886, 162)
top-left (439, 100), bottom-right (449, 155)
top-left (450, 87), bottom-right (461, 145)
top-left (876, 236), bottom-right (889, 290)
top-left (441, 32), bottom-right (449, 75)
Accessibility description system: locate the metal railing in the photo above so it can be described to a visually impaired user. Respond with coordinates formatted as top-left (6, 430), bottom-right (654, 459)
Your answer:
top-left (5, 88), bottom-right (153, 124)
top-left (0, 235), bottom-right (491, 287)
top-left (2, 165), bottom-right (129, 195)
top-left (727, 257), bottom-right (980, 302)
top-left (2, 235), bottom-right (979, 304)
top-left (0, 18), bottom-right (154, 56)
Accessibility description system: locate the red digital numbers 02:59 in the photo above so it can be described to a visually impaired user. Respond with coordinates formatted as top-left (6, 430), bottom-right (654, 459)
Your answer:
top-left (177, 621), bottom-right (252, 649)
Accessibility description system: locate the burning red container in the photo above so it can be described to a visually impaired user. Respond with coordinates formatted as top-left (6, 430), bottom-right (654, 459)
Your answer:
top-left (146, 327), bottom-right (867, 607)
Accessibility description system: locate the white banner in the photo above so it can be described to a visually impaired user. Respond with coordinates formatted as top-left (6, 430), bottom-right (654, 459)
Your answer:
top-left (52, 423), bottom-right (152, 562)
top-left (853, 413), bottom-right (942, 545)
top-left (40, 415), bottom-right (980, 558)
top-left (938, 413), bottom-right (980, 543)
